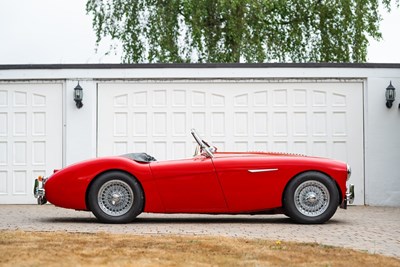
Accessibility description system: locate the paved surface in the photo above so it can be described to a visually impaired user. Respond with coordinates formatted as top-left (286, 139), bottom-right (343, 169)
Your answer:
top-left (1, 205), bottom-right (399, 258)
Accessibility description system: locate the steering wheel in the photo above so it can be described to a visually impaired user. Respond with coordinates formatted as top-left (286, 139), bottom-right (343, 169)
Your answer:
top-left (191, 129), bottom-right (214, 158)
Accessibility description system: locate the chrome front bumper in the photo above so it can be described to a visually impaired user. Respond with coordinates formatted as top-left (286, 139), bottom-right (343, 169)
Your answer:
top-left (340, 184), bottom-right (355, 209)
top-left (33, 176), bottom-right (47, 205)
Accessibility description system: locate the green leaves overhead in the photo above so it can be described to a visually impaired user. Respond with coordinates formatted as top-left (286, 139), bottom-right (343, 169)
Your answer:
top-left (86, 0), bottom-right (396, 63)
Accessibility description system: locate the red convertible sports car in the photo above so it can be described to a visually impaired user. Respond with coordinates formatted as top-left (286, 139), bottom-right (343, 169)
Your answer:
top-left (34, 129), bottom-right (354, 224)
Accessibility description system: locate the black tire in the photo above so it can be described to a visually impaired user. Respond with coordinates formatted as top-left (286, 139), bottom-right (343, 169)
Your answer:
top-left (283, 171), bottom-right (339, 224)
top-left (88, 171), bottom-right (144, 223)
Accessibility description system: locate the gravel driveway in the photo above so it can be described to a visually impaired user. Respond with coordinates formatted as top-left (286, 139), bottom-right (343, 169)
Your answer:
top-left (1, 205), bottom-right (399, 258)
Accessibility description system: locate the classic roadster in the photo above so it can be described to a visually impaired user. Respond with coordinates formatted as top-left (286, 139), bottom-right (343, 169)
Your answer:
top-left (34, 129), bottom-right (354, 224)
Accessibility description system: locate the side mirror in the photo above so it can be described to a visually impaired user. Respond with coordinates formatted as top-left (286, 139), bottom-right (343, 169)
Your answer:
top-left (209, 146), bottom-right (217, 153)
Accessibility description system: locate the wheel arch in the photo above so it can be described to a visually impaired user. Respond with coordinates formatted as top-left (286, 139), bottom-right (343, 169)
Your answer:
top-left (85, 169), bottom-right (146, 212)
top-left (281, 170), bottom-right (343, 209)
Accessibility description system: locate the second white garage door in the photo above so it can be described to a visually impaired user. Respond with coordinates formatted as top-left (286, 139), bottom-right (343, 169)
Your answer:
top-left (0, 82), bottom-right (63, 204)
top-left (97, 80), bottom-right (364, 204)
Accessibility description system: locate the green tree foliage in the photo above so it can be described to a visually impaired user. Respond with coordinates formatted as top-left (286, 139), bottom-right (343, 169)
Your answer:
top-left (86, 0), bottom-right (399, 63)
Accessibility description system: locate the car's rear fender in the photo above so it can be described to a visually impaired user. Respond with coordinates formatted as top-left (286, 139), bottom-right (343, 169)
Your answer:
top-left (45, 157), bottom-right (164, 211)
top-left (82, 160), bottom-right (165, 213)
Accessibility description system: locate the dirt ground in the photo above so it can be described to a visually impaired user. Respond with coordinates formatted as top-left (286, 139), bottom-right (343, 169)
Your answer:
top-left (1, 231), bottom-right (399, 267)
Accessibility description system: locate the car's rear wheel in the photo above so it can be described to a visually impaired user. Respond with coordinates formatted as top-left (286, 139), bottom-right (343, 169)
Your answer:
top-left (88, 171), bottom-right (144, 223)
top-left (283, 171), bottom-right (339, 224)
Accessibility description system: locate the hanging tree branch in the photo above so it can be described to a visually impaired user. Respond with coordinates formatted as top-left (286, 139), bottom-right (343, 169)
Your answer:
top-left (86, 0), bottom-right (397, 63)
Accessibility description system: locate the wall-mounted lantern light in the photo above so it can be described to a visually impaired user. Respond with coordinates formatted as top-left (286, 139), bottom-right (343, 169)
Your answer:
top-left (74, 82), bottom-right (83, 109)
top-left (385, 81), bottom-right (396, 109)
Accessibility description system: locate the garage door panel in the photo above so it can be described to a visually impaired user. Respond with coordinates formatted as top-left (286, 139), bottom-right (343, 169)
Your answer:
top-left (98, 81), bottom-right (364, 204)
top-left (13, 170), bottom-right (27, 194)
top-left (0, 171), bottom-right (6, 194)
top-left (0, 83), bottom-right (63, 204)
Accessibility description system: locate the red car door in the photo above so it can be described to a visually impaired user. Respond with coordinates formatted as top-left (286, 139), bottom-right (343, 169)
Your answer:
top-left (150, 156), bottom-right (227, 212)
top-left (212, 156), bottom-right (280, 212)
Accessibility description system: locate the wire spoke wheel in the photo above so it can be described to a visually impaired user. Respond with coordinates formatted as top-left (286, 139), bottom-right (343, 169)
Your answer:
top-left (294, 180), bottom-right (330, 217)
top-left (97, 180), bottom-right (134, 216)
top-left (283, 171), bottom-right (339, 224)
top-left (88, 171), bottom-right (144, 223)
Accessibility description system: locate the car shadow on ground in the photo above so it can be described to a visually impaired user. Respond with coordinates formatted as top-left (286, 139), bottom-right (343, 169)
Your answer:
top-left (134, 216), bottom-right (292, 224)
top-left (37, 215), bottom-right (344, 225)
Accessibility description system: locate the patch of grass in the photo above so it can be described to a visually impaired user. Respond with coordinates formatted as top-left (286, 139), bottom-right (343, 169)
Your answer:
top-left (0, 230), bottom-right (399, 267)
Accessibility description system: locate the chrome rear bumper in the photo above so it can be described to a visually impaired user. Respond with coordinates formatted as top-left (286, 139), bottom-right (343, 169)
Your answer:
top-left (33, 176), bottom-right (47, 205)
top-left (340, 184), bottom-right (355, 209)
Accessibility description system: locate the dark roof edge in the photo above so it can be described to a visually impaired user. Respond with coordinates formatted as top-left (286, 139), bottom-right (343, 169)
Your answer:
top-left (0, 63), bottom-right (399, 70)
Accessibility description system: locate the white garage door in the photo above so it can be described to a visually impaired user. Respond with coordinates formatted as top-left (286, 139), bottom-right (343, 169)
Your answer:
top-left (98, 81), bottom-right (364, 204)
top-left (0, 83), bottom-right (63, 204)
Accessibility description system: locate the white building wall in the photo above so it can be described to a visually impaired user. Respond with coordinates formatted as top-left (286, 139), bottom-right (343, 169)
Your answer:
top-left (0, 64), bottom-right (399, 206)
top-left (365, 77), bottom-right (400, 206)
top-left (64, 80), bottom-right (97, 165)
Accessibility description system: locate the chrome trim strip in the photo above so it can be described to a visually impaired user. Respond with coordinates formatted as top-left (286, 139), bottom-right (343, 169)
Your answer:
top-left (248, 168), bottom-right (279, 173)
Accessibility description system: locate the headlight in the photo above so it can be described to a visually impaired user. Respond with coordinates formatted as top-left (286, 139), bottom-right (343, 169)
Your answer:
top-left (346, 164), bottom-right (352, 181)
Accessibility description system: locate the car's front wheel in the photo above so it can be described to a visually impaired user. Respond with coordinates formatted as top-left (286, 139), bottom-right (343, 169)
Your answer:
top-left (88, 171), bottom-right (144, 223)
top-left (283, 171), bottom-right (339, 224)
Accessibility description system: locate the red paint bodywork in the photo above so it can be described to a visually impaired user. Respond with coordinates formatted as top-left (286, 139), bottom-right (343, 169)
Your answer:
top-left (44, 152), bottom-right (348, 214)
